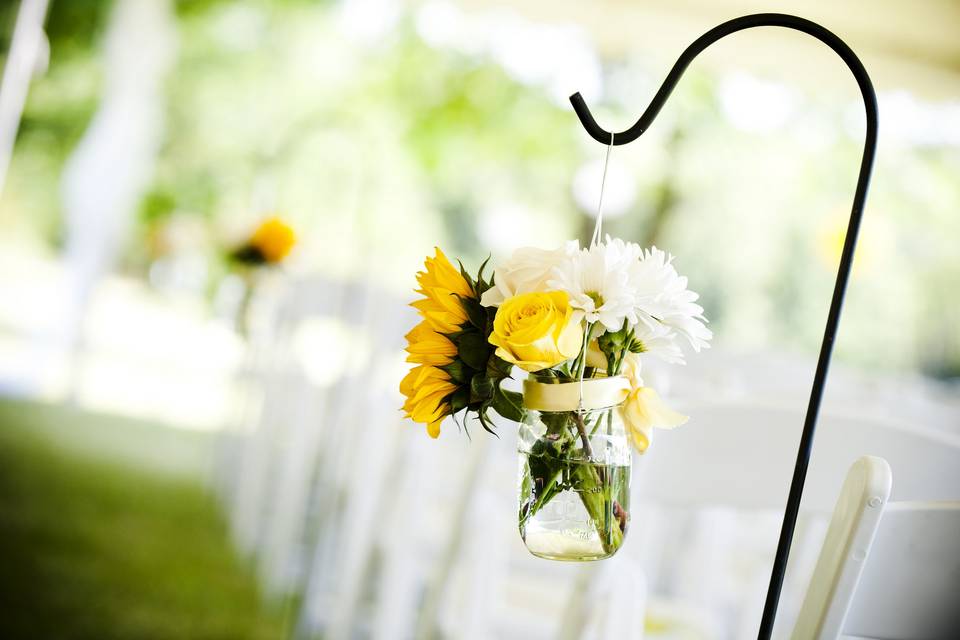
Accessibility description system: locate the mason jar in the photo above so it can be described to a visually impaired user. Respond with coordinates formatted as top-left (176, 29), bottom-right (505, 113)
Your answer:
top-left (517, 375), bottom-right (632, 561)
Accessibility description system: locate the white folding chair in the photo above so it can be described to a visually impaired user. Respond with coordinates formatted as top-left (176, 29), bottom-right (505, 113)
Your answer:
top-left (223, 274), bottom-right (374, 596)
top-left (293, 286), bottom-right (427, 638)
top-left (224, 274), bottom-right (293, 557)
top-left (793, 456), bottom-right (960, 640)
top-left (271, 275), bottom-right (415, 596)
top-left (255, 277), bottom-right (365, 595)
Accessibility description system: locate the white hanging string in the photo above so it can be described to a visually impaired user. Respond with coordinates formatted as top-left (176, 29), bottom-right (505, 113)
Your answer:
top-left (589, 131), bottom-right (615, 248)
top-left (579, 132), bottom-right (615, 411)
top-left (576, 320), bottom-right (590, 411)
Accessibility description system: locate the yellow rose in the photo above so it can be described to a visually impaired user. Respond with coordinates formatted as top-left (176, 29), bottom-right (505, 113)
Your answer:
top-left (489, 291), bottom-right (584, 372)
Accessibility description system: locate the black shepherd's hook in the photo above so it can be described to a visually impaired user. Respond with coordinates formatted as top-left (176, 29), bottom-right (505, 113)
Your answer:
top-left (570, 13), bottom-right (878, 639)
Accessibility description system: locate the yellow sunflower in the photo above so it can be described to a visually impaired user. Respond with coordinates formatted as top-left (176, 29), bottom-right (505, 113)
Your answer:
top-left (405, 321), bottom-right (457, 366)
top-left (401, 248), bottom-right (473, 438)
top-left (400, 365), bottom-right (457, 438)
top-left (250, 217), bottom-right (296, 263)
top-left (411, 248), bottom-right (471, 333)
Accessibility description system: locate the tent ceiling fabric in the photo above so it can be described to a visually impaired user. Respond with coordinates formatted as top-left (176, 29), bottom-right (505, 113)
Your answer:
top-left (454, 0), bottom-right (960, 100)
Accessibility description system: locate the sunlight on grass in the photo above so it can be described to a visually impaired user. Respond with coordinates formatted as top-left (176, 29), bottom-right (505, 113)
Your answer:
top-left (0, 399), bottom-right (287, 640)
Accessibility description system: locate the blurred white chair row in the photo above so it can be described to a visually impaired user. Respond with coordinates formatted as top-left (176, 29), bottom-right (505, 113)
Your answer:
top-left (215, 273), bottom-right (960, 639)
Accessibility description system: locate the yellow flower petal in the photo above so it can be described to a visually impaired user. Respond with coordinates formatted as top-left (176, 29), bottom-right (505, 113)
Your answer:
top-left (621, 386), bottom-right (688, 454)
top-left (405, 322), bottom-right (457, 365)
top-left (585, 339), bottom-right (607, 369)
top-left (418, 247), bottom-right (472, 298)
top-left (409, 248), bottom-right (472, 333)
top-left (420, 284), bottom-right (469, 320)
top-left (399, 364), bottom-right (455, 435)
top-left (411, 299), bottom-right (466, 334)
top-left (628, 420), bottom-right (652, 453)
top-left (621, 352), bottom-right (644, 389)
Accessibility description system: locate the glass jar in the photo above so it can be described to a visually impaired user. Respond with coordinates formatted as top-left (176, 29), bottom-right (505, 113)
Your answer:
top-left (517, 376), bottom-right (632, 561)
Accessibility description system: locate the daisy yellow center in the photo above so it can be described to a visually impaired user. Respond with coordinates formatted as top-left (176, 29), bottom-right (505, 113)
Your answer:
top-left (586, 291), bottom-right (604, 308)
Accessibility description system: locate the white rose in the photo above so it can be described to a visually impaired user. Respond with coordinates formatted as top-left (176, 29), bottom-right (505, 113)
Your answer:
top-left (480, 242), bottom-right (578, 307)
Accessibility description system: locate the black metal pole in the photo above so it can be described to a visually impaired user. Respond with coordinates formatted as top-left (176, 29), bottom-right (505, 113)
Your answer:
top-left (569, 13), bottom-right (878, 638)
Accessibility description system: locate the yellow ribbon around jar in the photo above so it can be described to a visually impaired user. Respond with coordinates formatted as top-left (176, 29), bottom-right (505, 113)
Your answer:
top-left (523, 375), bottom-right (688, 454)
top-left (522, 377), bottom-right (630, 412)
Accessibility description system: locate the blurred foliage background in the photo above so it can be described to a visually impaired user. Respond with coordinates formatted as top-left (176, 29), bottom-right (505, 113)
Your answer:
top-left (1, 0), bottom-right (958, 382)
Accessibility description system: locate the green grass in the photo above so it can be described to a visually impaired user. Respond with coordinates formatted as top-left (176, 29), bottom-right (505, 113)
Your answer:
top-left (0, 398), bottom-right (287, 640)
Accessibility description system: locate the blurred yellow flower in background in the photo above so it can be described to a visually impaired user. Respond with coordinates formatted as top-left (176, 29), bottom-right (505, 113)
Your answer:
top-left (814, 207), bottom-right (891, 276)
top-left (489, 291), bottom-right (584, 372)
top-left (250, 217), bottom-right (297, 263)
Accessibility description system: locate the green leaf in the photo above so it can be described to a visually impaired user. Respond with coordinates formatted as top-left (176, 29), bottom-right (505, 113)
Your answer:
top-left (490, 386), bottom-right (524, 423)
top-left (477, 407), bottom-right (498, 436)
top-left (440, 359), bottom-right (473, 384)
top-left (597, 321), bottom-right (629, 351)
top-left (469, 373), bottom-right (494, 403)
top-left (461, 297), bottom-right (487, 331)
top-left (457, 259), bottom-right (477, 291)
top-left (458, 331), bottom-right (489, 370)
top-left (486, 353), bottom-right (513, 379)
top-left (476, 254), bottom-right (491, 283)
top-left (448, 387), bottom-right (470, 413)
top-left (474, 255), bottom-right (493, 295)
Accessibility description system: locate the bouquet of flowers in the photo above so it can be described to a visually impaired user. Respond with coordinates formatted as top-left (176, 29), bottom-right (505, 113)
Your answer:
top-left (401, 238), bottom-right (710, 560)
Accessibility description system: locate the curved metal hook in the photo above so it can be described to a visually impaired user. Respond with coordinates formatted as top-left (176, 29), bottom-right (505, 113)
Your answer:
top-left (570, 13), bottom-right (878, 639)
top-left (570, 13), bottom-right (877, 146)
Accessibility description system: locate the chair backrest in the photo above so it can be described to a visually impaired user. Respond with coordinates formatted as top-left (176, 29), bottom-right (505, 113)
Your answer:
top-left (793, 456), bottom-right (960, 639)
top-left (792, 456), bottom-right (892, 639)
top-left (840, 502), bottom-right (960, 639)
top-left (634, 401), bottom-right (960, 512)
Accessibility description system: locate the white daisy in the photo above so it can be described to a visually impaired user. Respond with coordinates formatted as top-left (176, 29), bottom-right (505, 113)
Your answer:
top-left (547, 237), bottom-right (642, 331)
top-left (632, 320), bottom-right (686, 364)
top-left (631, 246), bottom-right (712, 353)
